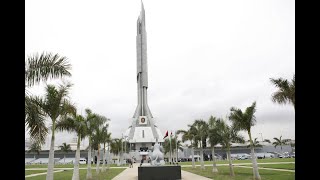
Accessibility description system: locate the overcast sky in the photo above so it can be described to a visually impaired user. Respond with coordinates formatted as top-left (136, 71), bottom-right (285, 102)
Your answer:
top-left (25, 0), bottom-right (295, 148)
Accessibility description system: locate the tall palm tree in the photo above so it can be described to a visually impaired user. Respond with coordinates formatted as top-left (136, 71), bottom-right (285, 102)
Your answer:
top-left (82, 109), bottom-right (105, 179)
top-left (229, 101), bottom-right (261, 180)
top-left (25, 52), bottom-right (72, 144)
top-left (173, 134), bottom-right (184, 163)
top-left (101, 130), bottom-right (111, 172)
top-left (270, 74), bottom-right (295, 110)
top-left (273, 136), bottom-right (287, 154)
top-left (25, 52), bottom-right (71, 87)
top-left (207, 116), bottom-right (222, 173)
top-left (26, 83), bottom-right (75, 180)
top-left (56, 112), bottom-right (86, 180)
top-left (163, 138), bottom-right (184, 162)
top-left (59, 142), bottom-right (72, 164)
top-left (177, 125), bottom-right (197, 168)
top-left (91, 117), bottom-right (108, 175)
top-left (217, 119), bottom-right (245, 177)
top-left (192, 119), bottom-right (209, 170)
top-left (110, 138), bottom-right (122, 166)
top-left (246, 138), bottom-right (262, 148)
top-left (25, 53), bottom-right (71, 144)
top-left (28, 141), bottom-right (42, 160)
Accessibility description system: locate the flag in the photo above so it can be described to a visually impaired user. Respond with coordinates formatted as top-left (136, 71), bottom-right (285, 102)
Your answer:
top-left (163, 130), bottom-right (168, 139)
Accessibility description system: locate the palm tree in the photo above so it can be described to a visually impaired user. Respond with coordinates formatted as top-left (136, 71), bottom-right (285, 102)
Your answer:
top-left (59, 142), bottom-right (72, 164)
top-left (163, 138), bottom-right (183, 163)
top-left (101, 130), bottom-right (111, 172)
top-left (207, 116), bottom-right (222, 173)
top-left (25, 52), bottom-right (72, 145)
top-left (217, 119), bottom-right (245, 177)
top-left (91, 117), bottom-right (109, 175)
top-left (25, 52), bottom-right (71, 87)
top-left (229, 101), bottom-right (261, 180)
top-left (82, 109), bottom-right (105, 179)
top-left (177, 125), bottom-right (197, 168)
top-left (246, 138), bottom-right (262, 148)
top-left (26, 83), bottom-right (75, 180)
top-left (270, 74), bottom-right (295, 110)
top-left (173, 134), bottom-right (184, 163)
top-left (56, 112), bottom-right (86, 180)
top-left (28, 141), bottom-right (42, 160)
top-left (191, 119), bottom-right (209, 170)
top-left (273, 136), bottom-right (288, 154)
top-left (110, 138), bottom-right (122, 166)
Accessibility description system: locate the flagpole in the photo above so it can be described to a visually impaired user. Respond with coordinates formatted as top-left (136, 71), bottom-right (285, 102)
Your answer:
top-left (176, 131), bottom-right (178, 164)
top-left (169, 131), bottom-right (172, 164)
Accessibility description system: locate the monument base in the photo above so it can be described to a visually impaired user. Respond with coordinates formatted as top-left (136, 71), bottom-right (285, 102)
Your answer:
top-left (138, 165), bottom-right (181, 180)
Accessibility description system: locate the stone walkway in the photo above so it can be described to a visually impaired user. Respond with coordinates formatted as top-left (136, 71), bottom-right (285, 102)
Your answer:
top-left (111, 163), bottom-right (212, 180)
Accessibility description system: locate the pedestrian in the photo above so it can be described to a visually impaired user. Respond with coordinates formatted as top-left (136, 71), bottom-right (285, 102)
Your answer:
top-left (130, 158), bottom-right (133, 168)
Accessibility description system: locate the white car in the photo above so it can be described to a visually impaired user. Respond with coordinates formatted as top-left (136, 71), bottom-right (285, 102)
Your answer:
top-left (237, 154), bottom-right (251, 160)
top-left (79, 158), bottom-right (87, 164)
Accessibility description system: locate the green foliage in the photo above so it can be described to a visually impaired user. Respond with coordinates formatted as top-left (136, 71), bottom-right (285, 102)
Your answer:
top-left (58, 142), bottom-right (72, 153)
top-left (216, 119), bottom-right (245, 149)
top-left (229, 101), bottom-right (257, 133)
top-left (25, 83), bottom-right (75, 144)
top-left (110, 138), bottom-right (123, 155)
top-left (27, 141), bottom-right (42, 155)
top-left (25, 52), bottom-right (71, 87)
top-left (163, 137), bottom-right (184, 155)
top-left (247, 138), bottom-right (262, 148)
top-left (270, 74), bottom-right (295, 109)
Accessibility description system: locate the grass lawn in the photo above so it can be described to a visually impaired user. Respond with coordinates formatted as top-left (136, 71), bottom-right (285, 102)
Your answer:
top-left (25, 170), bottom-right (47, 176)
top-left (25, 164), bottom-right (128, 169)
top-left (182, 166), bottom-right (295, 180)
top-left (178, 158), bottom-right (295, 166)
top-left (25, 168), bottom-right (125, 180)
top-left (239, 163), bottom-right (295, 170)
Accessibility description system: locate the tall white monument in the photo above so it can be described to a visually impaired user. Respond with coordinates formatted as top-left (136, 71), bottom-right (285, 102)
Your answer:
top-left (124, 2), bottom-right (164, 161)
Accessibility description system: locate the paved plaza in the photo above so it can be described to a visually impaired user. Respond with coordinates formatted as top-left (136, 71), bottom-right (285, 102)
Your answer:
top-left (111, 163), bottom-right (212, 180)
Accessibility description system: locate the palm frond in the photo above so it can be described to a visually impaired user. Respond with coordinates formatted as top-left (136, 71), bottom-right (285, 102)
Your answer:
top-left (25, 52), bottom-right (71, 87)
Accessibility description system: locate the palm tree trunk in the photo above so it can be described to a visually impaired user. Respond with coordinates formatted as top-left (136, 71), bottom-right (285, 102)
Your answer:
top-left (211, 147), bottom-right (218, 173)
top-left (86, 137), bottom-right (92, 180)
top-left (96, 144), bottom-right (100, 174)
top-left (107, 143), bottom-right (110, 169)
top-left (92, 150), bottom-right (95, 165)
top-left (249, 132), bottom-right (261, 180)
top-left (72, 134), bottom-right (81, 180)
top-left (200, 148), bottom-right (205, 169)
top-left (102, 143), bottom-right (106, 172)
top-left (200, 138), bottom-right (205, 170)
top-left (227, 146), bottom-right (234, 176)
top-left (46, 121), bottom-right (55, 180)
top-left (64, 154), bottom-right (66, 164)
top-left (191, 143), bottom-right (195, 169)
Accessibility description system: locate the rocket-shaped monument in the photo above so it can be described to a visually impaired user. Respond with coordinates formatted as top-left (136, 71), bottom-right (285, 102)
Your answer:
top-left (124, 2), bottom-right (163, 159)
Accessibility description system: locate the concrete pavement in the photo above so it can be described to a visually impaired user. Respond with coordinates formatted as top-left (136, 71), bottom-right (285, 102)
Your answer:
top-left (111, 163), bottom-right (212, 180)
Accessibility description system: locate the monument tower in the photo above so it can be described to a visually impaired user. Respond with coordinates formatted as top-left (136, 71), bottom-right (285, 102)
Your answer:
top-left (124, 2), bottom-right (164, 160)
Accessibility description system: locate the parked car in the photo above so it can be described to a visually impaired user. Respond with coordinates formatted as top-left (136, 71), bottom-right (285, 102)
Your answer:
top-left (237, 154), bottom-right (251, 160)
top-left (79, 158), bottom-right (87, 164)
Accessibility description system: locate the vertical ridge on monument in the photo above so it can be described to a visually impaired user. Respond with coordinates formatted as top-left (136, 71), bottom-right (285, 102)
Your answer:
top-left (124, 1), bottom-right (164, 162)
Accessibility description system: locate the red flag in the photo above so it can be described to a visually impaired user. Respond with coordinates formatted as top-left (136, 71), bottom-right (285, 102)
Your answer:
top-left (163, 130), bottom-right (168, 139)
